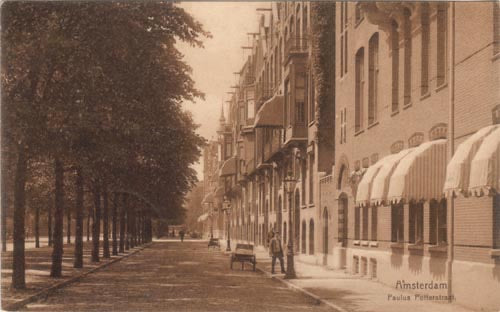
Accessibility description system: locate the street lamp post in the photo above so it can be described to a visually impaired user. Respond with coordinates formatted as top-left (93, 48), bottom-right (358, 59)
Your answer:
top-left (207, 202), bottom-right (214, 239)
top-left (284, 171), bottom-right (297, 279)
top-left (223, 197), bottom-right (231, 251)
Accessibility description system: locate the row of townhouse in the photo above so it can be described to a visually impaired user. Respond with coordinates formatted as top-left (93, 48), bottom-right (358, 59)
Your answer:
top-left (200, 2), bottom-right (499, 311)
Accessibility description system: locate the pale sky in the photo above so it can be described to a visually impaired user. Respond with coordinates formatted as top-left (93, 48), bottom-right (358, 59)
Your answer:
top-left (178, 2), bottom-right (269, 181)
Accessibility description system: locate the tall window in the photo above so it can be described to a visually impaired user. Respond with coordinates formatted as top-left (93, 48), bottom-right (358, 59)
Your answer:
top-left (301, 159), bottom-right (306, 205)
top-left (301, 220), bottom-right (307, 253)
top-left (391, 21), bottom-right (400, 113)
top-left (295, 73), bottom-right (306, 124)
top-left (279, 39), bottom-right (283, 82)
top-left (403, 9), bottom-right (412, 105)
top-left (429, 199), bottom-right (447, 245)
top-left (274, 47), bottom-right (279, 88)
top-left (284, 80), bottom-right (290, 127)
top-left (340, 2), bottom-right (348, 77)
top-left (303, 6), bottom-right (308, 49)
top-left (371, 206), bottom-right (378, 241)
top-left (355, 47), bottom-right (365, 132)
top-left (436, 4), bottom-right (447, 87)
top-left (362, 206), bottom-right (369, 240)
top-left (368, 33), bottom-right (379, 125)
top-left (309, 74), bottom-right (315, 121)
top-left (283, 222), bottom-right (287, 244)
top-left (391, 203), bottom-right (404, 243)
top-left (355, 207), bottom-right (360, 240)
top-left (421, 3), bottom-right (430, 95)
top-left (309, 153), bottom-right (314, 204)
top-left (409, 202), bottom-right (424, 244)
top-left (309, 219), bottom-right (315, 255)
top-left (340, 107), bottom-right (347, 144)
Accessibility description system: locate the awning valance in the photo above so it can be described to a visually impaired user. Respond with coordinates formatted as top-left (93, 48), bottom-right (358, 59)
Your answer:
top-left (444, 125), bottom-right (498, 197)
top-left (468, 126), bottom-right (500, 196)
top-left (370, 149), bottom-right (414, 206)
top-left (202, 192), bottom-right (214, 204)
top-left (219, 157), bottom-right (237, 177)
top-left (356, 156), bottom-right (388, 207)
top-left (197, 213), bottom-right (209, 222)
top-left (253, 95), bottom-right (284, 128)
top-left (387, 139), bottom-right (447, 203)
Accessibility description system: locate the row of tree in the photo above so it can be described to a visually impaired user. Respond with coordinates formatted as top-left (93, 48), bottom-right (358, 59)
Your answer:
top-left (1, 2), bottom-right (208, 289)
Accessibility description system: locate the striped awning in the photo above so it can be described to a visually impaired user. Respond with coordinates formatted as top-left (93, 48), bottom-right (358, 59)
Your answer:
top-left (468, 126), bottom-right (500, 196)
top-left (197, 213), bottom-right (209, 222)
top-left (370, 149), bottom-right (414, 206)
top-left (355, 157), bottom-right (387, 207)
top-left (202, 192), bottom-right (214, 204)
top-left (253, 95), bottom-right (284, 128)
top-left (219, 157), bottom-right (237, 177)
top-left (444, 125), bottom-right (499, 197)
top-left (387, 139), bottom-right (447, 203)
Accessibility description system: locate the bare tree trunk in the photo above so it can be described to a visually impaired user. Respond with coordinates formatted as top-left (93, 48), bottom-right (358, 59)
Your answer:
top-left (74, 166), bottom-right (84, 268)
top-left (48, 202), bottom-right (52, 246)
top-left (125, 198), bottom-right (130, 250)
top-left (112, 192), bottom-right (118, 256)
top-left (12, 145), bottom-right (28, 289)
top-left (102, 182), bottom-right (110, 258)
top-left (1, 178), bottom-right (7, 252)
top-left (129, 203), bottom-right (135, 249)
top-left (86, 205), bottom-right (90, 242)
top-left (50, 157), bottom-right (64, 278)
top-left (91, 182), bottom-right (101, 262)
top-left (35, 204), bottom-right (40, 248)
top-left (119, 193), bottom-right (126, 253)
top-left (66, 195), bottom-right (71, 244)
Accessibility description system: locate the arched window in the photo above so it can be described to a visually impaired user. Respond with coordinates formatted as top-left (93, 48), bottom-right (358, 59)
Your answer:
top-left (355, 47), bottom-right (365, 132)
top-left (403, 9), bottom-right (412, 105)
top-left (338, 194), bottom-right (348, 247)
top-left (309, 219), bottom-right (315, 255)
top-left (421, 3), bottom-right (430, 95)
top-left (391, 20), bottom-right (399, 113)
top-left (368, 33), bottom-right (379, 125)
top-left (436, 3), bottom-right (447, 87)
top-left (429, 199), bottom-right (447, 245)
top-left (323, 207), bottom-right (329, 254)
top-left (301, 220), bottom-right (307, 254)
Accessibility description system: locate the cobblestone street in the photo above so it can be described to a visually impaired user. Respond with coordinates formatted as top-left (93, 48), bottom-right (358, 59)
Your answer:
top-left (22, 241), bottom-right (332, 311)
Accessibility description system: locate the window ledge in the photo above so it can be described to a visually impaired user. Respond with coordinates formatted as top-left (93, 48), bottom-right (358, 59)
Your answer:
top-left (307, 204), bottom-right (315, 209)
top-left (361, 241), bottom-right (369, 246)
top-left (369, 241), bottom-right (379, 248)
top-left (490, 249), bottom-right (500, 257)
top-left (353, 240), bottom-right (361, 246)
top-left (367, 121), bottom-right (379, 130)
top-left (403, 102), bottom-right (412, 110)
top-left (435, 83), bottom-right (448, 93)
top-left (429, 245), bottom-right (448, 253)
top-left (354, 129), bottom-right (365, 137)
top-left (390, 242), bottom-right (404, 249)
top-left (492, 53), bottom-right (500, 62)
top-left (408, 243), bottom-right (424, 251)
top-left (420, 92), bottom-right (431, 101)
top-left (391, 110), bottom-right (400, 117)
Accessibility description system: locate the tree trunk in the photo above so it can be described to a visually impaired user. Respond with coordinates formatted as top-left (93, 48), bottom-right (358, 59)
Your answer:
top-left (128, 204), bottom-right (134, 249)
top-left (125, 198), bottom-right (130, 250)
top-left (50, 157), bottom-right (64, 278)
top-left (12, 145), bottom-right (28, 289)
top-left (66, 195), bottom-right (71, 244)
top-left (91, 183), bottom-right (101, 262)
top-left (102, 182), bottom-right (110, 258)
top-left (119, 193), bottom-right (126, 253)
top-left (74, 166), bottom-right (84, 268)
top-left (35, 204), bottom-right (40, 248)
top-left (1, 179), bottom-right (7, 252)
top-left (112, 192), bottom-right (118, 256)
top-left (86, 205), bottom-right (91, 242)
top-left (48, 202), bottom-right (52, 246)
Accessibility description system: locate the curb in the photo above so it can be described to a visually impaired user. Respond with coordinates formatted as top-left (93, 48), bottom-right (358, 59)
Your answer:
top-left (254, 264), bottom-right (348, 312)
top-left (3, 243), bottom-right (152, 311)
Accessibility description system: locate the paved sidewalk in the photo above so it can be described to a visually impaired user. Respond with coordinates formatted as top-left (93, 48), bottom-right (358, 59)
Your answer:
top-left (225, 240), bottom-right (475, 312)
top-left (1, 239), bottom-right (147, 309)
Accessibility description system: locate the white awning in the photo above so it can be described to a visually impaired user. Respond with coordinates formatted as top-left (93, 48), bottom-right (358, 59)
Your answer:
top-left (355, 157), bottom-right (387, 207)
top-left (387, 139), bottom-right (447, 203)
top-left (370, 149), bottom-right (414, 206)
top-left (444, 125), bottom-right (498, 197)
top-left (469, 126), bottom-right (500, 196)
top-left (219, 156), bottom-right (237, 177)
top-left (253, 95), bottom-right (284, 128)
top-left (197, 213), bottom-right (209, 222)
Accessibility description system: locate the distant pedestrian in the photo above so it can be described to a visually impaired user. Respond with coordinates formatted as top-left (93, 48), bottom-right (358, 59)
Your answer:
top-left (267, 229), bottom-right (274, 247)
top-left (269, 232), bottom-right (285, 274)
top-left (179, 230), bottom-right (185, 242)
top-left (172, 229), bottom-right (175, 237)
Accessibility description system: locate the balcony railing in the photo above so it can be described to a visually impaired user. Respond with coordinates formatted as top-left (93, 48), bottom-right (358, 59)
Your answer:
top-left (284, 36), bottom-right (308, 62)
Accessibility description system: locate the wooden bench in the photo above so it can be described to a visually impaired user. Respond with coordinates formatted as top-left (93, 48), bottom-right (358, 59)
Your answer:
top-left (230, 243), bottom-right (256, 271)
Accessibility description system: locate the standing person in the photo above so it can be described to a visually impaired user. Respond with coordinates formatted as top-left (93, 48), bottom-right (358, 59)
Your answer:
top-left (179, 230), bottom-right (185, 242)
top-left (266, 228), bottom-right (274, 247)
top-left (269, 232), bottom-right (285, 274)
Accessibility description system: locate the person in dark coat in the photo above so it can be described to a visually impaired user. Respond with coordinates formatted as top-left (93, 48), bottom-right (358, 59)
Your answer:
top-left (269, 232), bottom-right (285, 274)
top-left (179, 230), bottom-right (185, 242)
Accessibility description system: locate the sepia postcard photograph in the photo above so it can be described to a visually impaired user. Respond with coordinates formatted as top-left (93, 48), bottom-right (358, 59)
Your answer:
top-left (0, 1), bottom-right (499, 311)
